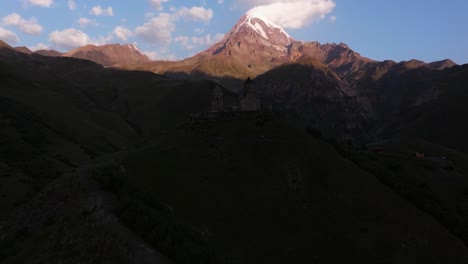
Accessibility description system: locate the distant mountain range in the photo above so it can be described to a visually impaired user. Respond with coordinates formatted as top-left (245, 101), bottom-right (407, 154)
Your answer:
top-left (62, 43), bottom-right (150, 66)
top-left (26, 12), bottom-right (456, 83)
top-left (14, 43), bottom-right (150, 67)
top-left (116, 11), bottom-right (456, 85)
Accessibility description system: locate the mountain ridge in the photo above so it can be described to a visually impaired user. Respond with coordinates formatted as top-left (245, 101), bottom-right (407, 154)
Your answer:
top-left (11, 12), bottom-right (456, 87)
top-left (63, 43), bottom-right (150, 67)
top-left (119, 13), bottom-right (457, 89)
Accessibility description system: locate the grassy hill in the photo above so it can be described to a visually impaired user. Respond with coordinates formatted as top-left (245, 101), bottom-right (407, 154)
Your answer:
top-left (0, 46), bottom-right (234, 219)
top-left (336, 138), bottom-right (468, 246)
top-left (105, 114), bottom-right (468, 263)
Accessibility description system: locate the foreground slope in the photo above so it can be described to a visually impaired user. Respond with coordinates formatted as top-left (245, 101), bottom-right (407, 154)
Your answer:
top-left (115, 115), bottom-right (468, 263)
top-left (3, 114), bottom-right (468, 263)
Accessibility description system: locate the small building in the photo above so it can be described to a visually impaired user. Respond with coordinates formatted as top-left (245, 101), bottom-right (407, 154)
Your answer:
top-left (240, 78), bottom-right (261, 112)
top-left (371, 147), bottom-right (384, 154)
top-left (414, 152), bottom-right (425, 159)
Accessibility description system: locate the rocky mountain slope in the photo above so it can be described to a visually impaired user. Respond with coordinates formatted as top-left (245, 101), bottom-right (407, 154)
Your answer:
top-left (14, 43), bottom-right (151, 66)
top-left (63, 43), bottom-right (151, 67)
top-left (13, 46), bottom-right (32, 54)
top-left (124, 11), bottom-right (294, 79)
top-left (34, 49), bottom-right (63, 57)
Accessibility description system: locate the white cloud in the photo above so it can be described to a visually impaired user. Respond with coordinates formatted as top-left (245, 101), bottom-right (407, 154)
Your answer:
top-left (218, 0), bottom-right (224, 4)
top-left (25, 0), bottom-right (54, 7)
top-left (2, 13), bottom-right (43, 35)
top-left (194, 28), bottom-right (205, 34)
top-left (28, 42), bottom-right (48, 51)
top-left (329, 15), bottom-right (336, 23)
top-left (241, 0), bottom-right (336, 29)
top-left (176, 33), bottom-right (224, 51)
top-left (113, 26), bottom-right (133, 41)
top-left (239, 0), bottom-right (314, 6)
top-left (175, 36), bottom-right (195, 50)
top-left (49, 28), bottom-right (91, 50)
top-left (161, 54), bottom-right (177, 61)
top-left (176, 6), bottom-right (213, 22)
top-left (78, 18), bottom-right (96, 28)
top-left (0, 26), bottom-right (19, 43)
top-left (68, 0), bottom-right (76, 10)
top-left (142, 50), bottom-right (176, 61)
top-left (143, 50), bottom-right (159, 60)
top-left (145, 12), bottom-right (155, 19)
top-left (192, 33), bottom-right (223, 46)
top-left (214, 33), bottom-right (225, 42)
top-left (94, 34), bottom-right (114, 46)
top-left (135, 13), bottom-right (175, 46)
top-left (90, 6), bottom-right (114, 17)
top-left (149, 0), bottom-right (168, 11)
top-left (190, 36), bottom-right (207, 46)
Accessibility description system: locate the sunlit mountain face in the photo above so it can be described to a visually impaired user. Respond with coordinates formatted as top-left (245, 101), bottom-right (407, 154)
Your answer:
top-left (0, 0), bottom-right (468, 263)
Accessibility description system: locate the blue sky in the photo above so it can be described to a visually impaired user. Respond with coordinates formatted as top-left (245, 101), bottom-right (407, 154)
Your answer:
top-left (0, 0), bottom-right (467, 64)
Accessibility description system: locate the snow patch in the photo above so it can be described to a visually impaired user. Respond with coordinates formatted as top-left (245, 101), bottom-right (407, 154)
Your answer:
top-left (234, 11), bottom-right (292, 43)
top-left (246, 11), bottom-right (292, 41)
top-left (126, 43), bottom-right (142, 53)
top-left (253, 21), bottom-right (268, 40)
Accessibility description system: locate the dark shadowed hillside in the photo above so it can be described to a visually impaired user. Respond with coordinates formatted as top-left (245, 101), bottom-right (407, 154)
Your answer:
top-left (112, 115), bottom-right (468, 264)
top-left (251, 60), bottom-right (374, 141)
top-left (3, 112), bottom-right (468, 263)
top-left (377, 65), bottom-right (468, 153)
top-left (0, 45), bottom-right (234, 220)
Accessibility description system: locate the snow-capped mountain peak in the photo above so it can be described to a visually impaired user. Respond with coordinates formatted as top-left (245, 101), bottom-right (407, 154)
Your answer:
top-left (125, 43), bottom-right (140, 52)
top-left (202, 11), bottom-right (296, 69)
top-left (224, 11), bottom-right (293, 47)
top-left (243, 11), bottom-right (292, 42)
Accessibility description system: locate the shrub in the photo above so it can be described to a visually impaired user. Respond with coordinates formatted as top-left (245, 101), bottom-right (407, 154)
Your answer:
top-left (91, 163), bottom-right (125, 193)
top-left (306, 126), bottom-right (322, 139)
